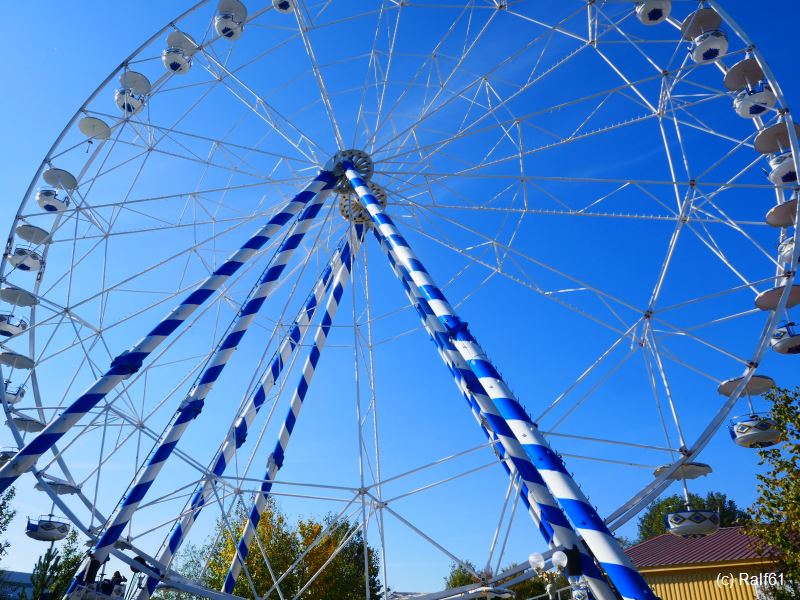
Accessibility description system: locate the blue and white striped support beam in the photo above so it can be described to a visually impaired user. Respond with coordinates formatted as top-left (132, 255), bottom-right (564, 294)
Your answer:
top-left (0, 171), bottom-right (337, 496)
top-left (67, 182), bottom-right (333, 596)
top-left (136, 235), bottom-right (355, 600)
top-left (375, 232), bottom-right (618, 600)
top-left (344, 162), bottom-right (653, 600)
top-left (223, 224), bottom-right (365, 595)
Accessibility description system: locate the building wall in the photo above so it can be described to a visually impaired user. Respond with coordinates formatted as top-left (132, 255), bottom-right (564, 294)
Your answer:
top-left (641, 562), bottom-right (775, 600)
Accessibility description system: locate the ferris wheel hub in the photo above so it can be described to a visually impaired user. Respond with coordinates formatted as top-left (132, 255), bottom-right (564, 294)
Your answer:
top-left (329, 149), bottom-right (373, 181)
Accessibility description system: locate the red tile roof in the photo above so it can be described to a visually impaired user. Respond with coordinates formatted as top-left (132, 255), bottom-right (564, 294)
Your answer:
top-left (625, 527), bottom-right (777, 568)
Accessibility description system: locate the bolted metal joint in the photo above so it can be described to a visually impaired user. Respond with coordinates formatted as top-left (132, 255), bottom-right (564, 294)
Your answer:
top-left (330, 149), bottom-right (374, 192)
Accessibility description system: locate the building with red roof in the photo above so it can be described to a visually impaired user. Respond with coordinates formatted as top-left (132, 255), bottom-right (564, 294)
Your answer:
top-left (625, 527), bottom-right (780, 600)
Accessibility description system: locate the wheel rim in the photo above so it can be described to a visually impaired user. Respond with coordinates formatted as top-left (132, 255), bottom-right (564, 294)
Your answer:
top-left (2, 2), bottom-right (797, 597)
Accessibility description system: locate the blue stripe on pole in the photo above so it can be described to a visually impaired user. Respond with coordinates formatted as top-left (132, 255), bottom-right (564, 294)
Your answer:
top-left (151, 440), bottom-right (178, 465)
top-left (222, 329), bottom-right (247, 350)
top-left (419, 284), bottom-right (446, 301)
top-left (559, 498), bottom-right (609, 531)
top-left (215, 261), bottom-right (244, 277)
top-left (469, 359), bottom-right (501, 380)
top-left (241, 297), bottom-right (266, 317)
top-left (491, 397), bottom-right (534, 423)
top-left (150, 318), bottom-right (186, 337)
top-left (604, 563), bottom-right (653, 599)
top-left (538, 503), bottom-right (573, 530)
top-left (406, 259), bottom-right (428, 273)
top-left (528, 446), bottom-right (570, 474)
top-left (184, 288), bottom-right (215, 305)
top-left (285, 409), bottom-right (297, 433)
top-left (99, 523), bottom-right (126, 547)
top-left (199, 365), bottom-right (225, 385)
top-left (20, 433), bottom-right (65, 455)
top-left (482, 413), bottom-right (514, 438)
top-left (264, 264), bottom-right (288, 281)
top-left (387, 234), bottom-right (406, 248)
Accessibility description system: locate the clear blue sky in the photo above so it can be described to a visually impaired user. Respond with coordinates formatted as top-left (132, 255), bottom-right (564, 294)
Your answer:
top-left (1, 1), bottom-right (798, 595)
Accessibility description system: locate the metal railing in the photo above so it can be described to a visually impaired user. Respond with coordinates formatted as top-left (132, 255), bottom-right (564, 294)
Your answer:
top-left (527, 585), bottom-right (572, 600)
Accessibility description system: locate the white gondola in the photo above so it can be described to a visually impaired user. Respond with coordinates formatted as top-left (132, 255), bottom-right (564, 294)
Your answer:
top-left (215, 0), bottom-right (247, 40)
top-left (35, 476), bottom-right (81, 496)
top-left (3, 380), bottom-right (25, 404)
top-left (78, 117), bottom-right (112, 141)
top-left (162, 31), bottom-right (197, 74)
top-left (0, 350), bottom-right (35, 370)
top-left (635, 1), bottom-right (671, 26)
top-left (768, 152), bottom-right (797, 186)
top-left (7, 247), bottom-right (43, 273)
top-left (779, 239), bottom-right (796, 265)
top-left (733, 83), bottom-right (776, 119)
top-left (16, 223), bottom-right (51, 245)
top-left (653, 461), bottom-right (712, 480)
top-left (771, 322), bottom-right (800, 354)
top-left (0, 447), bottom-right (16, 466)
top-left (717, 374), bottom-right (775, 397)
top-left (729, 413), bottom-right (781, 448)
top-left (755, 284), bottom-right (800, 311)
top-left (681, 9), bottom-right (727, 64)
top-left (724, 58), bottom-right (776, 119)
top-left (115, 71), bottom-right (151, 115)
top-left (767, 195), bottom-right (798, 228)
top-left (8, 413), bottom-right (45, 433)
top-left (272, 0), bottom-right (294, 13)
top-left (25, 515), bottom-right (70, 542)
top-left (665, 509), bottom-right (720, 538)
top-left (0, 314), bottom-right (27, 337)
top-left (756, 122), bottom-right (800, 186)
top-left (43, 167), bottom-right (78, 191)
top-left (0, 285), bottom-right (38, 307)
top-left (35, 187), bottom-right (69, 212)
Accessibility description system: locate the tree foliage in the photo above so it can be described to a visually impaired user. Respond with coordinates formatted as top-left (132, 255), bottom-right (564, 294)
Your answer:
top-left (25, 530), bottom-right (85, 600)
top-left (0, 487), bottom-right (17, 589)
top-left (0, 488), bottom-right (15, 563)
top-left (50, 531), bottom-right (85, 600)
top-left (745, 387), bottom-right (800, 599)
top-left (177, 498), bottom-right (381, 599)
top-left (636, 490), bottom-right (750, 542)
top-left (30, 547), bottom-right (60, 600)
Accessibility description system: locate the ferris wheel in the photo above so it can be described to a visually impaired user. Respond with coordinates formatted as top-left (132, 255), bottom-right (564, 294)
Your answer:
top-left (1, 1), bottom-right (798, 599)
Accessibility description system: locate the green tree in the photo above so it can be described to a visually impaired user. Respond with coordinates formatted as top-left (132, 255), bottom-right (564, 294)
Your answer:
top-left (30, 547), bottom-right (61, 600)
top-left (50, 531), bottom-right (85, 600)
top-left (745, 386), bottom-right (800, 599)
top-left (203, 499), bottom-right (300, 598)
top-left (636, 490), bottom-right (750, 542)
top-left (443, 560), bottom-right (482, 589)
top-left (0, 487), bottom-right (17, 592)
top-left (199, 499), bottom-right (381, 599)
top-left (296, 516), bottom-right (381, 600)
